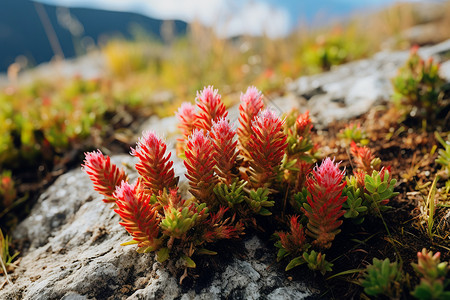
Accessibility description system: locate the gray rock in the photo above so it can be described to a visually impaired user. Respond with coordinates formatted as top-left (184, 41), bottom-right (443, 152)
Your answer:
top-left (0, 52), bottom-right (106, 89)
top-left (287, 50), bottom-right (409, 127)
top-left (287, 39), bottom-right (450, 127)
top-left (439, 60), bottom-right (450, 82)
top-left (418, 36), bottom-right (450, 61)
top-left (267, 287), bottom-right (311, 300)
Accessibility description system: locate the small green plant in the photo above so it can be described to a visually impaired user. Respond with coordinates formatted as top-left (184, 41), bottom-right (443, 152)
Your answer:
top-left (361, 258), bottom-right (403, 298)
top-left (343, 143), bottom-right (398, 224)
top-left (411, 249), bottom-right (450, 300)
top-left (302, 27), bottom-right (366, 72)
top-left (284, 250), bottom-right (333, 274)
top-left (364, 169), bottom-right (398, 214)
top-left (391, 46), bottom-right (445, 120)
top-left (338, 122), bottom-right (369, 146)
top-left (435, 132), bottom-right (450, 183)
top-left (0, 229), bottom-right (19, 275)
top-left (415, 133), bottom-right (450, 238)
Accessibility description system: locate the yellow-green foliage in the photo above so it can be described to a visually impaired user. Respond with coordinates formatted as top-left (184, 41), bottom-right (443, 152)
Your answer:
top-left (0, 229), bottom-right (19, 274)
top-left (391, 47), bottom-right (445, 119)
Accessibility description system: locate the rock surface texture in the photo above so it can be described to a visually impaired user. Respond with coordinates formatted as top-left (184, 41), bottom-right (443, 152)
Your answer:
top-left (288, 40), bottom-right (450, 127)
top-left (1, 39), bottom-right (450, 299)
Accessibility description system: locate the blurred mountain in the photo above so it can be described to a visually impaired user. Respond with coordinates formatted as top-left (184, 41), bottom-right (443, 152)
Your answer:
top-left (0, 0), bottom-right (187, 72)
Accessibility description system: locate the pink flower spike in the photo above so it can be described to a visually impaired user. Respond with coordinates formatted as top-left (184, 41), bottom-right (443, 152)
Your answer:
top-left (240, 86), bottom-right (264, 110)
top-left (350, 141), bottom-right (376, 173)
top-left (296, 111), bottom-right (312, 134)
top-left (131, 131), bottom-right (177, 195)
top-left (309, 158), bottom-right (346, 197)
top-left (82, 150), bottom-right (127, 203)
top-left (194, 86), bottom-right (228, 132)
top-left (238, 86), bottom-right (264, 160)
top-left (114, 181), bottom-right (161, 251)
top-left (176, 102), bottom-right (196, 139)
top-left (184, 129), bottom-right (218, 205)
top-left (302, 157), bottom-right (347, 249)
top-left (278, 215), bottom-right (307, 255)
top-left (247, 109), bottom-right (287, 188)
top-left (210, 117), bottom-right (239, 184)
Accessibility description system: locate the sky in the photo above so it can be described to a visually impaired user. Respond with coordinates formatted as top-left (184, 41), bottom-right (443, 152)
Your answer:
top-left (33, 0), bottom-right (413, 38)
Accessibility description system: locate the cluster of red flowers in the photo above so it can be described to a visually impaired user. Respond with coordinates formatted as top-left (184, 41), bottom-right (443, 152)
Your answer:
top-left (83, 84), bottom-right (397, 279)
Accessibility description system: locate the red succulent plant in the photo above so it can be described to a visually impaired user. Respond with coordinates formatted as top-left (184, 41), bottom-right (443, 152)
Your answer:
top-left (296, 111), bottom-right (313, 137)
top-left (210, 117), bottom-right (239, 184)
top-left (82, 150), bottom-right (128, 203)
top-left (114, 181), bottom-right (161, 252)
top-left (278, 216), bottom-right (307, 256)
top-left (237, 86), bottom-right (265, 161)
top-left (302, 157), bottom-right (347, 249)
top-left (184, 129), bottom-right (218, 205)
top-left (176, 102), bottom-right (197, 139)
top-left (131, 131), bottom-right (177, 195)
top-left (202, 207), bottom-right (244, 243)
top-left (194, 86), bottom-right (228, 132)
top-left (247, 109), bottom-right (287, 188)
top-left (350, 141), bottom-right (379, 173)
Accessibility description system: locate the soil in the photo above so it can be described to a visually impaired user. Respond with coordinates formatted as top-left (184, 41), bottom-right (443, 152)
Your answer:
top-left (310, 104), bottom-right (450, 299)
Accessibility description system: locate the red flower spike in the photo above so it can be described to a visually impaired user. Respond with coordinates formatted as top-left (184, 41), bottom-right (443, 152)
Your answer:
top-left (350, 141), bottom-right (376, 173)
top-left (184, 129), bottom-right (218, 205)
top-left (296, 111), bottom-right (313, 135)
top-left (302, 157), bottom-right (347, 249)
top-left (247, 109), bottom-right (287, 188)
top-left (82, 150), bottom-right (127, 203)
top-left (210, 117), bottom-right (239, 184)
top-left (353, 170), bottom-right (366, 190)
top-left (278, 216), bottom-right (307, 255)
top-left (176, 102), bottom-right (197, 140)
top-left (131, 131), bottom-right (177, 195)
top-left (114, 181), bottom-right (161, 251)
top-left (379, 166), bottom-right (392, 182)
top-left (194, 86), bottom-right (228, 132)
top-left (202, 207), bottom-right (244, 243)
top-left (238, 86), bottom-right (264, 160)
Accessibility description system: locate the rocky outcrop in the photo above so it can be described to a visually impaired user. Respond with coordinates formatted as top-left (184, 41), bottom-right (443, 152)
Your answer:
top-left (287, 39), bottom-right (450, 128)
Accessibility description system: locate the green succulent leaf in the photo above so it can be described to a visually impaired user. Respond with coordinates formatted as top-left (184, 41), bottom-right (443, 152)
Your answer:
top-left (302, 250), bottom-right (333, 275)
top-left (197, 248), bottom-right (217, 255)
top-left (286, 256), bottom-right (306, 271)
top-left (293, 188), bottom-right (309, 211)
top-left (156, 247), bottom-right (170, 263)
top-left (245, 187), bottom-right (274, 215)
top-left (343, 186), bottom-right (367, 222)
top-left (213, 179), bottom-right (247, 207)
top-left (361, 258), bottom-right (402, 297)
top-left (181, 255), bottom-right (196, 268)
